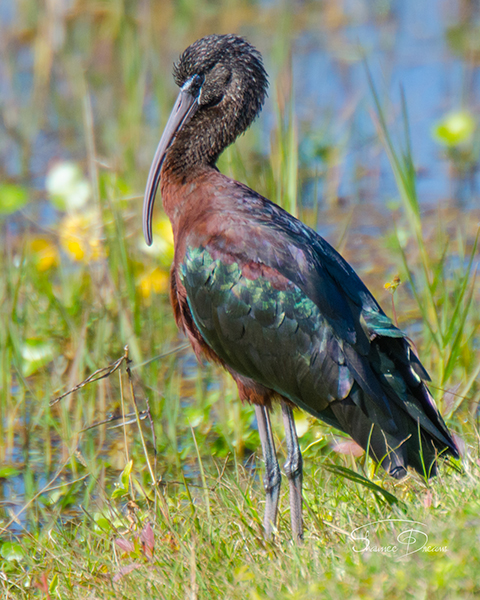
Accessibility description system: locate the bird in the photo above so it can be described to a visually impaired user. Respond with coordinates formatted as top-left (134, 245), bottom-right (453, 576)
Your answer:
top-left (142, 34), bottom-right (459, 542)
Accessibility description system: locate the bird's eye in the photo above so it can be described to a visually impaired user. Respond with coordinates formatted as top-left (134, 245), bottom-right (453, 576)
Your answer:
top-left (181, 73), bottom-right (205, 97)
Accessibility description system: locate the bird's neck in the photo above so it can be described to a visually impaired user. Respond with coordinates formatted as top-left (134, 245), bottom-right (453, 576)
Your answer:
top-left (162, 96), bottom-right (242, 183)
top-left (160, 165), bottom-right (220, 234)
top-left (160, 167), bottom-right (247, 245)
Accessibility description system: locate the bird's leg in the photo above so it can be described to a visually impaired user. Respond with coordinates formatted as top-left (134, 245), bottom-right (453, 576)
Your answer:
top-left (254, 404), bottom-right (281, 539)
top-left (281, 401), bottom-right (303, 542)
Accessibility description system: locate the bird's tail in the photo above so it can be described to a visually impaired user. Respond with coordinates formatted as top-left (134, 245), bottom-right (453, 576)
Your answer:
top-left (327, 364), bottom-right (458, 479)
top-left (329, 396), bottom-right (443, 478)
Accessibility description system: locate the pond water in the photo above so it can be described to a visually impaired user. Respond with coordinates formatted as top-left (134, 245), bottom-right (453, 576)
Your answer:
top-left (1, 0), bottom-right (478, 212)
top-left (293, 0), bottom-right (479, 207)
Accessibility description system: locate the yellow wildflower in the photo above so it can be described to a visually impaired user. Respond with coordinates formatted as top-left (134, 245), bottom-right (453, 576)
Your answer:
top-left (60, 210), bottom-right (104, 263)
top-left (29, 237), bottom-right (59, 271)
top-left (139, 268), bottom-right (170, 304)
top-left (384, 275), bottom-right (401, 292)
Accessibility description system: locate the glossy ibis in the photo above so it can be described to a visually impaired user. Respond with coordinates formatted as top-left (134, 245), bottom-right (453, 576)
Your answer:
top-left (143, 34), bottom-right (458, 541)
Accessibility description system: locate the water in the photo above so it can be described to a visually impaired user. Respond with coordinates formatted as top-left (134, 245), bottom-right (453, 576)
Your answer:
top-left (290, 0), bottom-right (479, 206)
top-left (1, 1), bottom-right (478, 208)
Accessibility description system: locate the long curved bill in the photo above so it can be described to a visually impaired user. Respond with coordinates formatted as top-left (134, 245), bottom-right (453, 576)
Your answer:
top-left (143, 88), bottom-right (199, 245)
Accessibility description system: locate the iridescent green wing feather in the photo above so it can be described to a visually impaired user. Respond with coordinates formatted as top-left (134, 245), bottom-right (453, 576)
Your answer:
top-left (180, 245), bottom-right (354, 417)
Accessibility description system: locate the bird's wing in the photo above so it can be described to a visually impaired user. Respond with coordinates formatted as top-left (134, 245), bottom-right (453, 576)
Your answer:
top-left (180, 243), bottom-right (355, 418)
top-left (178, 190), bottom-right (457, 460)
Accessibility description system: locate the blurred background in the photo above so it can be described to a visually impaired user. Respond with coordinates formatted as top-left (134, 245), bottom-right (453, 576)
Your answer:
top-left (0, 0), bottom-right (479, 532)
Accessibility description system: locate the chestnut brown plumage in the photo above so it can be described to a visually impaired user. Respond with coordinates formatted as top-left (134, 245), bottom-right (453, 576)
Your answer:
top-left (143, 34), bottom-right (458, 541)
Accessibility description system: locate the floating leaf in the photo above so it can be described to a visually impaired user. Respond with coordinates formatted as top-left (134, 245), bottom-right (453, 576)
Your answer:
top-left (1, 542), bottom-right (24, 561)
top-left (0, 466), bottom-right (20, 479)
top-left (0, 183), bottom-right (28, 215)
top-left (433, 111), bottom-right (476, 147)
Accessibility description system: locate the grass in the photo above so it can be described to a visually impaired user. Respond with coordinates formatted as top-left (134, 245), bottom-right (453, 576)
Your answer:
top-left (1, 1), bottom-right (480, 598)
top-left (2, 446), bottom-right (480, 598)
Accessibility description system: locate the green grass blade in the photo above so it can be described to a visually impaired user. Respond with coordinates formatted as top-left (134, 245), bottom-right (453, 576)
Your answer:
top-left (322, 463), bottom-right (402, 507)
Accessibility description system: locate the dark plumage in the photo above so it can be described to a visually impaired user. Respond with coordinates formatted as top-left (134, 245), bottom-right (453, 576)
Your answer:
top-left (143, 34), bottom-right (458, 540)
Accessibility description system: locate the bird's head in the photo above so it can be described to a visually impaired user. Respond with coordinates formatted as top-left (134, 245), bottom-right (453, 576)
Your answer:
top-left (143, 34), bottom-right (268, 245)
